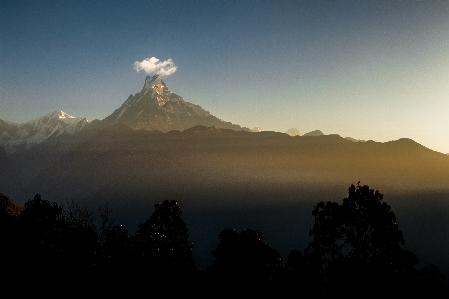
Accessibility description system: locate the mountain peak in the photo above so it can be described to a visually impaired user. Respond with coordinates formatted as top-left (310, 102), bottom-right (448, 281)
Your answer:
top-left (38, 110), bottom-right (88, 126)
top-left (0, 110), bottom-right (88, 153)
top-left (143, 75), bottom-right (165, 95)
top-left (286, 127), bottom-right (301, 136)
top-left (44, 110), bottom-right (75, 120)
top-left (101, 75), bottom-right (249, 132)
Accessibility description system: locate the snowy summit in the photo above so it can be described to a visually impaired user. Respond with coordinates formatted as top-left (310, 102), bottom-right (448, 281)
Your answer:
top-left (0, 110), bottom-right (88, 153)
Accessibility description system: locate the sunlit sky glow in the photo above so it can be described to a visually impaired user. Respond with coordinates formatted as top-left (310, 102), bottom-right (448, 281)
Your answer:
top-left (1, 1), bottom-right (448, 153)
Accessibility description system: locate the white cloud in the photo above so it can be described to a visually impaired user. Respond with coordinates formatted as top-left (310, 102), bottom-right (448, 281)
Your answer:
top-left (133, 57), bottom-right (177, 76)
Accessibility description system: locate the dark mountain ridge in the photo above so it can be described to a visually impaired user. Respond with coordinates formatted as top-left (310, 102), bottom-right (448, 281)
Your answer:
top-left (7, 123), bottom-right (447, 205)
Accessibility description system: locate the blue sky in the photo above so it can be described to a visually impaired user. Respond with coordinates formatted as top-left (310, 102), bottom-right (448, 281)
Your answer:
top-left (1, 1), bottom-right (448, 153)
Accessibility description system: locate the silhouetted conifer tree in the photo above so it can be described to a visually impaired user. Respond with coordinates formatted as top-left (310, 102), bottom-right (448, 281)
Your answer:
top-left (305, 183), bottom-right (420, 296)
top-left (0, 193), bottom-right (22, 283)
top-left (131, 200), bottom-right (195, 297)
top-left (208, 228), bottom-right (283, 296)
top-left (134, 200), bottom-right (195, 273)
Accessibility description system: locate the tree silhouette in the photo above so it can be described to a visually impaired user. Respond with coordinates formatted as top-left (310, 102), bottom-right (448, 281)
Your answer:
top-left (2, 189), bottom-right (446, 297)
top-left (132, 200), bottom-right (195, 297)
top-left (102, 224), bottom-right (131, 261)
top-left (15, 194), bottom-right (68, 294)
top-left (414, 264), bottom-right (448, 297)
top-left (62, 201), bottom-right (98, 279)
top-left (283, 249), bottom-right (320, 296)
top-left (208, 228), bottom-right (283, 296)
top-left (15, 194), bottom-right (102, 295)
top-left (19, 194), bottom-right (65, 256)
top-left (97, 224), bottom-right (133, 297)
top-left (0, 193), bottom-right (20, 245)
top-left (305, 183), bottom-right (419, 296)
top-left (134, 200), bottom-right (195, 273)
top-left (0, 193), bottom-right (22, 284)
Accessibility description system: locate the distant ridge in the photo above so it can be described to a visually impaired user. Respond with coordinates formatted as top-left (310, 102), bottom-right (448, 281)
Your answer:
top-left (8, 126), bottom-right (448, 205)
top-left (303, 130), bottom-right (323, 136)
top-left (345, 137), bottom-right (366, 142)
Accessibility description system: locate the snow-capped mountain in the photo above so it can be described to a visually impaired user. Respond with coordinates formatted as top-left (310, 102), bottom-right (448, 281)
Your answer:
top-left (0, 110), bottom-right (88, 153)
top-left (102, 75), bottom-right (248, 132)
top-left (285, 128), bottom-right (301, 136)
top-left (0, 75), bottom-right (248, 154)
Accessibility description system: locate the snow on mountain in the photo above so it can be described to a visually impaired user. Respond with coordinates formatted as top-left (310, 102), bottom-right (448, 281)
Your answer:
top-left (113, 75), bottom-right (185, 122)
top-left (0, 75), bottom-right (248, 154)
top-left (286, 128), bottom-right (301, 136)
top-left (103, 75), bottom-right (247, 132)
top-left (345, 137), bottom-right (366, 142)
top-left (0, 110), bottom-right (88, 153)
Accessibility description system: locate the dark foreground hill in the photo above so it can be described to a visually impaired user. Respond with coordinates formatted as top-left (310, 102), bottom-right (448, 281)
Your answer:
top-left (2, 124), bottom-right (449, 273)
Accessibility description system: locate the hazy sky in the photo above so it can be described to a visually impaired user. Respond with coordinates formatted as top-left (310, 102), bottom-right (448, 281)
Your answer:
top-left (1, 1), bottom-right (448, 153)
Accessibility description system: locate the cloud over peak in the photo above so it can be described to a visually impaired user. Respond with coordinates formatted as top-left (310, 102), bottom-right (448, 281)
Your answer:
top-left (133, 57), bottom-right (177, 76)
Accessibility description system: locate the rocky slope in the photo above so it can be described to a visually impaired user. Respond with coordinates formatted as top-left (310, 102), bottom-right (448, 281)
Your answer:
top-left (101, 75), bottom-right (249, 132)
top-left (0, 111), bottom-right (88, 154)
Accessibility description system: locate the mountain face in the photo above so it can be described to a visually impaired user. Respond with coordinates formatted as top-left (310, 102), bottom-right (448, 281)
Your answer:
top-left (0, 111), bottom-right (88, 154)
top-left (101, 75), bottom-right (249, 132)
top-left (0, 76), bottom-right (249, 153)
